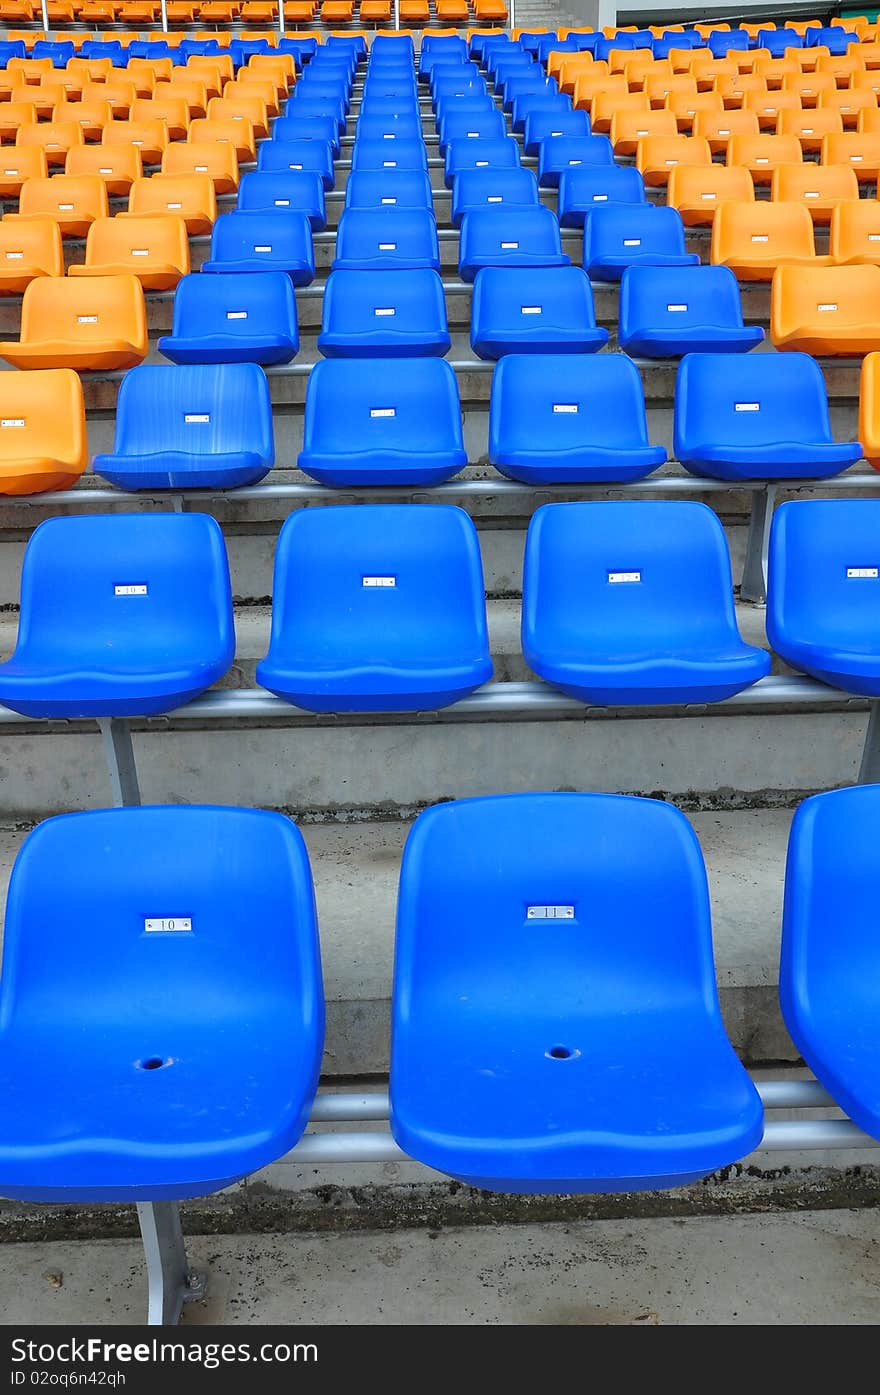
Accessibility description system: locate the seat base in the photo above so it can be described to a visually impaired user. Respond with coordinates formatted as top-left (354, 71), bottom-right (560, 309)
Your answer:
top-left (772, 656), bottom-right (880, 698)
top-left (533, 661), bottom-right (771, 706)
top-left (330, 255), bottom-right (442, 273)
top-left (620, 327), bottom-right (765, 356)
top-left (0, 462), bottom-right (84, 495)
top-left (201, 259), bottom-right (314, 286)
top-left (68, 263), bottom-right (185, 292)
top-left (157, 333), bottom-right (299, 366)
top-left (588, 252), bottom-right (701, 283)
top-left (93, 451), bottom-right (273, 491)
top-left (680, 444), bottom-right (862, 481)
top-left (773, 328), bottom-right (880, 355)
top-left (297, 449), bottom-right (468, 488)
top-left (0, 342), bottom-right (145, 371)
top-left (0, 673), bottom-right (225, 719)
top-left (492, 445), bottom-right (667, 484)
top-left (316, 332), bottom-right (451, 358)
top-left (459, 252), bottom-right (571, 283)
top-left (256, 664), bottom-right (493, 713)
top-left (471, 328), bottom-right (609, 360)
top-left (436, 1166), bottom-right (733, 1194)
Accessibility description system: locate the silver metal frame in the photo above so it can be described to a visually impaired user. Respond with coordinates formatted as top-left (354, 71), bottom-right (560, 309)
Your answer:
top-left (98, 718), bottom-right (142, 807)
top-left (136, 1202), bottom-right (206, 1325)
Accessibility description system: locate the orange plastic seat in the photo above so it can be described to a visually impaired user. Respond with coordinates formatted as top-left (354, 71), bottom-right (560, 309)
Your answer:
top-left (198, 0), bottom-right (239, 16)
top-left (0, 101), bottom-right (37, 142)
top-left (818, 85), bottom-right (877, 127)
top-left (0, 272), bottom-right (147, 370)
top-left (241, 0), bottom-right (277, 17)
top-left (665, 47), bottom-right (710, 74)
top-left (753, 56), bottom-right (802, 90)
top-left (77, 2), bottom-right (118, 18)
top-left (771, 262), bottom-right (880, 353)
top-left (9, 172), bottom-right (108, 237)
top-left (635, 133), bottom-right (712, 186)
top-left (829, 198), bottom-right (880, 265)
top-left (64, 142), bottom-right (142, 195)
top-left (771, 162), bottom-right (860, 224)
top-left (123, 171), bottom-right (216, 235)
top-left (117, 0), bottom-right (159, 19)
top-left (166, 1), bottom-right (197, 16)
top-left (472, 0), bottom-right (507, 16)
top-left (126, 56), bottom-right (173, 84)
top-left (101, 118), bottom-right (168, 166)
top-left (551, 55), bottom-right (594, 96)
top-left (855, 42), bottom-right (880, 69)
top-left (129, 95), bottom-right (190, 141)
top-left (68, 213), bottom-right (189, 291)
top-left (621, 54), bottom-right (668, 89)
top-left (726, 132), bottom-right (803, 183)
top-left (712, 72), bottom-right (767, 108)
top-left (205, 94), bottom-right (267, 142)
top-left (0, 367), bottom-right (86, 495)
top-left (666, 161), bottom-right (755, 226)
top-left (247, 53), bottom-right (296, 88)
top-left (589, 89), bottom-right (648, 135)
top-left (321, 0), bottom-right (353, 16)
top-left (225, 75), bottom-right (281, 118)
top-left (161, 137), bottom-right (238, 194)
top-left (609, 106), bottom-right (677, 156)
top-left (0, 146), bottom-right (46, 198)
top-left (606, 46), bottom-right (640, 76)
top-left (282, 2), bottom-right (316, 17)
top-left (83, 78), bottom-right (139, 120)
top-left (776, 106), bottom-right (845, 153)
top-left (692, 107), bottom-right (760, 155)
top-left (816, 53), bottom-right (866, 86)
top-left (689, 56), bottom-right (739, 91)
top-left (10, 86), bottom-right (55, 120)
top-left (572, 71), bottom-right (627, 112)
top-left (3, 26), bottom-right (43, 40)
top-left (711, 200), bottom-right (824, 281)
top-left (39, 72), bottom-right (87, 104)
top-left (177, 58), bottom-right (230, 98)
top-left (821, 130), bottom-right (880, 180)
top-left (664, 90), bottom-right (724, 131)
top-left (693, 21), bottom-right (728, 38)
top-left (0, 73), bottom-right (25, 102)
top-left (52, 98), bottom-right (113, 141)
top-left (0, 217), bottom-right (63, 294)
top-left (187, 115), bottom-right (255, 163)
top-left (644, 70), bottom-right (695, 108)
top-left (16, 121), bottom-right (84, 169)
top-left (781, 70), bottom-right (838, 106)
top-left (743, 88), bottom-right (804, 129)
top-left (66, 57), bottom-right (115, 83)
top-left (858, 351), bottom-right (880, 466)
top-left (191, 26), bottom-right (233, 42)
top-left (7, 59), bottom-right (53, 85)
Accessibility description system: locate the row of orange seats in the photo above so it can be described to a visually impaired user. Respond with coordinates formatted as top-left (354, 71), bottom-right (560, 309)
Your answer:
top-left (594, 89), bottom-right (880, 139)
top-left (0, 0), bottom-right (507, 19)
top-left (0, 132), bottom-right (239, 193)
top-left (0, 212), bottom-right (191, 287)
top-left (618, 122), bottom-right (880, 181)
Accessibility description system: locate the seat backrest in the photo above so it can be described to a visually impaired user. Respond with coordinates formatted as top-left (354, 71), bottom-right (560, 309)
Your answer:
top-left (169, 269), bottom-right (297, 341)
top-left (472, 264), bottom-right (599, 329)
top-left (301, 357), bottom-right (464, 457)
top-left (81, 213), bottom-right (189, 270)
top-left (111, 362), bottom-right (273, 463)
top-left (127, 171), bottom-right (215, 220)
top-left (0, 365), bottom-right (83, 463)
top-left (18, 272), bottom-right (146, 349)
top-left (557, 163), bottom-right (647, 220)
top-left (490, 351), bottom-right (654, 455)
top-left (161, 139), bottom-right (239, 188)
top-left (237, 169), bottom-right (325, 217)
top-left (18, 172), bottom-right (108, 220)
top-left (620, 262), bottom-right (746, 331)
top-left (10, 512), bottom-right (233, 669)
top-left (209, 208), bottom-right (313, 264)
top-left (771, 262), bottom-right (880, 338)
top-left (829, 197), bottom-right (880, 259)
top-left (0, 212), bottom-right (62, 269)
top-left (334, 207), bottom-right (438, 262)
top-left (451, 166), bottom-right (540, 221)
top-left (667, 161), bottom-right (755, 212)
top-left (320, 265), bottom-right (446, 336)
top-left (768, 499), bottom-right (880, 651)
top-left (444, 135), bottom-right (521, 176)
top-left (343, 168), bottom-right (434, 209)
top-left (351, 137), bottom-right (430, 172)
top-left (711, 199), bottom-right (816, 263)
top-left (584, 202), bottom-right (689, 261)
top-left (674, 350), bottom-right (836, 452)
top-left (1, 804), bottom-right (320, 1035)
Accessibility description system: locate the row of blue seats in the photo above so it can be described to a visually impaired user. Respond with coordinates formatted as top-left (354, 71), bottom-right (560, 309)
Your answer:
top-left (0, 779), bottom-right (876, 1200)
top-left (1, 499), bottom-right (878, 719)
top-left (87, 349), bottom-right (855, 491)
top-left (0, 34), bottom-right (322, 69)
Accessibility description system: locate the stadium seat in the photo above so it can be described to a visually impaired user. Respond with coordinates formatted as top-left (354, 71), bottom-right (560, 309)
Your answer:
top-left (161, 75), bottom-right (209, 120)
top-left (674, 350), bottom-right (861, 481)
top-left (188, 116), bottom-right (256, 165)
top-left (0, 801), bottom-right (324, 1202)
top-left (710, 201), bottom-right (823, 281)
top-left (0, 512), bottom-right (234, 717)
top-left (0, 215), bottom-right (63, 295)
top-left (828, 198), bottom-right (880, 266)
top-left (297, 358), bottom-right (467, 487)
top-left (583, 204), bottom-right (698, 282)
top-left (256, 504), bottom-right (491, 712)
top-left (635, 133), bottom-right (712, 186)
top-left (861, 350), bottom-right (880, 469)
top-left (821, 130), bottom-right (880, 181)
top-left (770, 162), bottom-right (860, 223)
top-left (556, 164), bottom-right (646, 228)
top-left (129, 94), bottom-right (190, 141)
top-left (767, 500), bottom-right (880, 697)
top-left (726, 131), bottom-right (803, 183)
top-left (778, 784), bottom-right (880, 1142)
top-left (458, 206), bottom-right (569, 282)
top-left (16, 120), bottom-right (84, 169)
top-left (770, 263), bottom-right (880, 354)
top-left (68, 214), bottom-right (189, 292)
top-left (443, 136), bottom-right (520, 187)
top-left (471, 266), bottom-right (608, 360)
top-left (332, 208), bottom-right (439, 272)
top-left (488, 352), bottom-right (665, 484)
top-left (256, 139), bottom-right (335, 189)
top-left (343, 169), bottom-right (433, 211)
top-left (389, 790), bottom-right (764, 1191)
top-left (536, 133), bottom-right (615, 188)
top-left (120, 173), bottom-right (215, 238)
top-left (100, 118), bottom-right (168, 167)
top-left (686, 105), bottom-right (758, 151)
top-left (663, 90), bottom-right (725, 132)
top-left (438, 107), bottom-right (507, 152)
top-left (158, 270), bottom-right (298, 367)
top-left (92, 363), bottom-right (274, 491)
top-left (666, 162), bottom-right (755, 227)
top-left (521, 107), bottom-right (591, 156)
top-left (0, 367), bottom-right (86, 495)
top-left (273, 111), bottom-right (342, 154)
top-left (619, 264), bottom-right (764, 357)
top-left (609, 106), bottom-right (678, 155)
top-left (509, 90), bottom-right (573, 136)
top-left (161, 139), bottom-right (239, 195)
top-left (318, 268), bottom-right (450, 358)
top-left (0, 147), bottom-right (47, 202)
top-left (523, 499), bottom-right (770, 704)
top-left (817, 85), bottom-right (877, 128)
top-left (742, 88), bottom-right (804, 130)
top-left (450, 167), bottom-right (540, 227)
top-left (236, 170), bottom-right (326, 231)
top-left (65, 143), bottom-right (142, 196)
top-left (201, 210), bottom-right (315, 285)
top-left (352, 138), bottom-right (429, 175)
top-left (0, 273), bottom-right (147, 371)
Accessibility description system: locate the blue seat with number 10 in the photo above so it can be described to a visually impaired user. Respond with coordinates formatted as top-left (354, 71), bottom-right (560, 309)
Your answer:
top-left (0, 804), bottom-right (324, 1202)
top-left (389, 791), bottom-right (764, 1192)
top-left (159, 272), bottom-right (299, 366)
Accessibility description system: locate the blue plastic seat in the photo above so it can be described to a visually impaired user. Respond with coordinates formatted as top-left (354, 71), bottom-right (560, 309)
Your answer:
top-left (767, 500), bottom-right (880, 695)
top-left (80, 40), bottom-right (126, 65)
top-left (359, 96), bottom-right (422, 121)
top-left (271, 114), bottom-right (342, 154)
top-left (537, 134), bottom-right (615, 189)
top-left (344, 169), bottom-right (434, 211)
top-left (389, 790), bottom-right (764, 1192)
top-left (0, 42), bottom-right (26, 66)
top-left (470, 31), bottom-right (509, 60)
top-left (437, 108), bottom-right (507, 153)
top-left (158, 271), bottom-right (298, 367)
top-left (779, 784), bottom-right (880, 1141)
top-left (430, 74), bottom-right (488, 107)
top-left (230, 37), bottom-right (272, 67)
top-left (318, 268), bottom-right (450, 358)
top-left (355, 113), bottom-right (425, 143)
top-left (708, 30), bottom-right (751, 56)
top-left (489, 353), bottom-right (666, 484)
top-left (584, 204), bottom-right (698, 281)
top-left (451, 167), bottom-right (540, 226)
top-left (92, 363), bottom-right (274, 491)
top-left (277, 37), bottom-right (318, 65)
top-left (201, 210), bottom-right (315, 285)
top-left (522, 108), bottom-right (591, 157)
top-left (332, 208), bottom-right (440, 272)
top-left (674, 351), bottom-right (862, 482)
top-left (0, 513), bottom-right (233, 719)
top-left (289, 83), bottom-right (349, 114)
top-left (459, 206), bottom-right (570, 282)
top-left (557, 165), bottom-right (647, 228)
top-left (619, 265), bottom-right (764, 357)
top-left (502, 72), bottom-right (559, 115)
top-left (32, 40), bottom-right (75, 68)
top-left (523, 500), bottom-right (771, 704)
top-left (257, 504), bottom-right (491, 712)
top-left (236, 170), bottom-right (326, 231)
top-left (471, 266), bottom-right (609, 360)
top-left (509, 89), bottom-right (570, 133)
top-left (806, 26), bottom-right (857, 52)
top-left (756, 27), bottom-right (803, 56)
top-left (351, 138), bottom-right (429, 173)
top-left (444, 137), bottom-right (521, 189)
top-left (257, 140), bottom-right (335, 190)
top-left (298, 358), bottom-right (467, 487)
top-left (0, 805), bottom-right (323, 1204)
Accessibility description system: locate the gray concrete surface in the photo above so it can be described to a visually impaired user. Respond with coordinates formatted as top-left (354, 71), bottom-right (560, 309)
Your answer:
top-left (2, 1208), bottom-right (879, 1325)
